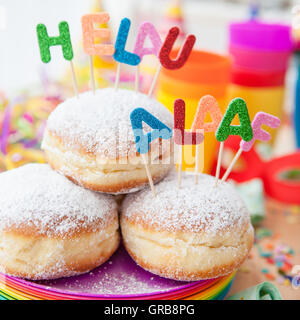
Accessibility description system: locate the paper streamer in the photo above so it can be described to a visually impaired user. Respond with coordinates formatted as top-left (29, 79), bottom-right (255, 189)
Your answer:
top-left (174, 99), bottom-right (204, 145)
top-left (113, 18), bottom-right (141, 66)
top-left (130, 108), bottom-right (172, 154)
top-left (191, 95), bottom-right (223, 133)
top-left (234, 178), bottom-right (265, 225)
top-left (81, 13), bottom-right (115, 56)
top-left (159, 27), bottom-right (196, 70)
top-left (36, 21), bottom-right (74, 63)
top-left (216, 98), bottom-right (253, 142)
top-left (227, 282), bottom-right (282, 300)
top-left (240, 112), bottom-right (280, 152)
top-left (133, 22), bottom-right (162, 60)
top-left (0, 105), bottom-right (11, 155)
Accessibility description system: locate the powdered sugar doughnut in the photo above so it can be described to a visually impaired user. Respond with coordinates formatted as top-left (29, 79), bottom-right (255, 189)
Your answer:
top-left (121, 172), bottom-right (254, 281)
top-left (0, 164), bottom-right (119, 280)
top-left (42, 88), bottom-right (174, 194)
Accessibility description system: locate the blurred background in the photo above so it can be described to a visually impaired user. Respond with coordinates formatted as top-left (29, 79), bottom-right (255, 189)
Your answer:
top-left (0, 0), bottom-right (297, 92)
top-left (0, 0), bottom-right (300, 299)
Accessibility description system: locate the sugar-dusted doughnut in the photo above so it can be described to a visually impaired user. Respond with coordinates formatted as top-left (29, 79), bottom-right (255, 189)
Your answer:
top-left (0, 164), bottom-right (119, 280)
top-left (121, 172), bottom-right (254, 281)
top-left (42, 88), bottom-right (174, 194)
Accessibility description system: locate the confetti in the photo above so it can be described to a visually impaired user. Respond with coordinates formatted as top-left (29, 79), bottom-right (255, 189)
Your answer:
top-left (284, 279), bottom-right (290, 286)
top-left (253, 229), bottom-right (296, 287)
top-left (36, 21), bottom-right (74, 63)
top-left (266, 258), bottom-right (275, 265)
top-left (266, 273), bottom-right (276, 281)
top-left (159, 26), bottom-right (195, 70)
top-left (261, 268), bottom-right (269, 274)
top-left (113, 18), bottom-right (141, 66)
top-left (216, 98), bottom-right (253, 142)
top-left (0, 104), bottom-right (12, 154)
top-left (265, 243), bottom-right (274, 250)
top-left (276, 276), bottom-right (285, 284)
top-left (256, 228), bottom-right (273, 239)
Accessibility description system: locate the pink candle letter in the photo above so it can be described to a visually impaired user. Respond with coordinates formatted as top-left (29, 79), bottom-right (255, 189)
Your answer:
top-left (240, 112), bottom-right (280, 152)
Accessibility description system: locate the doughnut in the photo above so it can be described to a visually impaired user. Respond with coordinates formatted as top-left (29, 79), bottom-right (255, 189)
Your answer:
top-left (42, 88), bottom-right (174, 194)
top-left (121, 172), bottom-right (254, 281)
top-left (0, 164), bottom-right (119, 280)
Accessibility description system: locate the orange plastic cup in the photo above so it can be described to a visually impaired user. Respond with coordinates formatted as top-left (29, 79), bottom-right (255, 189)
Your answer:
top-left (156, 50), bottom-right (231, 173)
top-left (159, 73), bottom-right (228, 98)
top-left (162, 49), bottom-right (231, 84)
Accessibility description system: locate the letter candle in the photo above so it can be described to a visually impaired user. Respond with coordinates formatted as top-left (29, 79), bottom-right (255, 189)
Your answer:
top-left (221, 111), bottom-right (280, 182)
top-left (81, 13), bottom-right (115, 94)
top-left (36, 21), bottom-right (79, 97)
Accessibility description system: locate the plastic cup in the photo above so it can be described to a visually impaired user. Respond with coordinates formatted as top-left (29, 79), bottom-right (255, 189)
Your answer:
top-left (156, 90), bottom-right (228, 174)
top-left (156, 50), bottom-right (231, 174)
top-left (229, 44), bottom-right (291, 72)
top-left (228, 21), bottom-right (290, 144)
top-left (161, 50), bottom-right (231, 84)
top-left (229, 21), bottom-right (293, 52)
top-left (158, 74), bottom-right (228, 98)
top-left (227, 84), bottom-right (285, 132)
top-left (231, 66), bottom-right (286, 87)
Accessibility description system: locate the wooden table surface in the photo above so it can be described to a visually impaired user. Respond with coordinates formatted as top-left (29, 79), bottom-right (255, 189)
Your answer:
top-left (228, 200), bottom-right (300, 300)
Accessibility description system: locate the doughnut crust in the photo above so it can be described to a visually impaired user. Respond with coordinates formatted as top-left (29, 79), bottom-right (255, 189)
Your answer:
top-left (0, 164), bottom-right (119, 280)
top-left (42, 88), bottom-right (174, 194)
top-left (121, 172), bottom-right (254, 281)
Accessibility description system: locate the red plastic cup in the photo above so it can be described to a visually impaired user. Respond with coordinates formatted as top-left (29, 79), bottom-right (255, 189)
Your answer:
top-left (231, 66), bottom-right (286, 87)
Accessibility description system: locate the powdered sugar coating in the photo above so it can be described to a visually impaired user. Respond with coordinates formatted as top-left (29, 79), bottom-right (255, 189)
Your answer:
top-left (44, 88), bottom-right (173, 158)
top-left (122, 172), bottom-right (250, 234)
top-left (0, 164), bottom-right (117, 237)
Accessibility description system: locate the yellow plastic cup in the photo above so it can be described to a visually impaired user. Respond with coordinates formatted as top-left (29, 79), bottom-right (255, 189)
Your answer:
top-left (157, 89), bottom-right (228, 173)
top-left (156, 50), bottom-right (231, 173)
top-left (227, 84), bottom-right (284, 125)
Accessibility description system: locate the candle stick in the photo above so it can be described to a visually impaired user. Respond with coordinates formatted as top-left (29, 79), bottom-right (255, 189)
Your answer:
top-left (36, 21), bottom-right (79, 98)
top-left (221, 147), bottom-right (243, 182)
top-left (148, 64), bottom-right (161, 97)
top-left (149, 26), bottom-right (196, 98)
top-left (89, 56), bottom-right (95, 94)
top-left (215, 98), bottom-right (253, 185)
top-left (130, 107), bottom-right (172, 197)
top-left (69, 60), bottom-right (79, 98)
top-left (134, 22), bottom-right (162, 94)
top-left (113, 18), bottom-right (141, 91)
top-left (114, 63), bottom-right (121, 91)
top-left (191, 95), bottom-right (222, 185)
top-left (177, 144), bottom-right (183, 188)
top-left (215, 141), bottom-right (224, 185)
top-left (174, 99), bottom-right (204, 188)
top-left (135, 65), bottom-right (140, 92)
top-left (221, 111), bottom-right (280, 182)
top-left (81, 13), bottom-right (115, 94)
top-left (195, 143), bottom-right (200, 184)
top-left (142, 153), bottom-right (156, 196)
